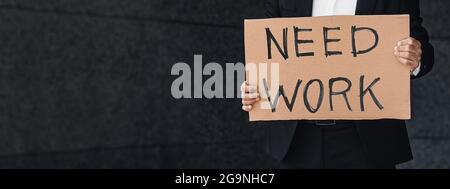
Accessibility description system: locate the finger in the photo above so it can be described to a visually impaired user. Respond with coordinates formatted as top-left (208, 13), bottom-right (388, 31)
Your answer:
top-left (242, 105), bottom-right (253, 112)
top-left (240, 81), bottom-right (247, 92)
top-left (242, 97), bottom-right (260, 102)
top-left (394, 45), bottom-right (422, 62)
top-left (243, 85), bottom-right (257, 93)
top-left (242, 98), bottom-right (261, 105)
top-left (395, 45), bottom-right (422, 55)
top-left (394, 51), bottom-right (420, 62)
top-left (397, 38), bottom-right (421, 48)
top-left (397, 37), bottom-right (421, 48)
top-left (396, 57), bottom-right (417, 69)
top-left (240, 82), bottom-right (257, 93)
top-left (241, 92), bottom-right (260, 99)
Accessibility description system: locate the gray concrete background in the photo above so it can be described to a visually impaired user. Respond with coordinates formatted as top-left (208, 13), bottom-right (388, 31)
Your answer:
top-left (0, 0), bottom-right (448, 168)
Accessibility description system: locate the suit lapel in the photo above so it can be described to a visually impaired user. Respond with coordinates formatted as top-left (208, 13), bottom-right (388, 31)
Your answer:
top-left (356, 0), bottom-right (378, 15)
top-left (296, 0), bottom-right (313, 17)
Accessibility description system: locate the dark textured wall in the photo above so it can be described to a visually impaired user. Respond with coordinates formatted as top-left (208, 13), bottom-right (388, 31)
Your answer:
top-left (0, 0), bottom-right (448, 169)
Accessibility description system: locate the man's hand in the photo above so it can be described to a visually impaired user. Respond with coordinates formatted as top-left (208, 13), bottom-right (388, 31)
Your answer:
top-left (394, 37), bottom-right (422, 72)
top-left (240, 82), bottom-right (260, 112)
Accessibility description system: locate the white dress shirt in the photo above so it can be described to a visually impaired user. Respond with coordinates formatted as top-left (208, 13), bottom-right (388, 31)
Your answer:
top-left (311, 0), bottom-right (421, 75)
top-left (312, 0), bottom-right (357, 16)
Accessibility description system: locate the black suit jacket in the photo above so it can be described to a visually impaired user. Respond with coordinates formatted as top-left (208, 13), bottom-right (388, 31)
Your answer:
top-left (261, 0), bottom-right (434, 166)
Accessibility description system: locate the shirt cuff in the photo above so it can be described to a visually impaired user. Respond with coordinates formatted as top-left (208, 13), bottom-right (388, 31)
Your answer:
top-left (411, 62), bottom-right (421, 76)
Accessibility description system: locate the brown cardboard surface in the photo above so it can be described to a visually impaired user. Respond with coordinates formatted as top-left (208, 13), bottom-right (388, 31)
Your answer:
top-left (244, 15), bottom-right (410, 121)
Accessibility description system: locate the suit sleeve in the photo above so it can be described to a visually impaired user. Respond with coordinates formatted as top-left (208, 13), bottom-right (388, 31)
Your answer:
top-left (401, 0), bottom-right (434, 79)
top-left (265, 0), bottom-right (281, 18)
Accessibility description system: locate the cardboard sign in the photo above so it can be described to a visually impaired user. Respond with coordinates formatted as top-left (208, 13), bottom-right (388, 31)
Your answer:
top-left (244, 15), bottom-right (410, 121)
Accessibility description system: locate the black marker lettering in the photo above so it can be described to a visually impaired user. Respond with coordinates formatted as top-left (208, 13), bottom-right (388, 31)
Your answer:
top-left (329, 77), bottom-right (352, 111)
top-left (266, 27), bottom-right (289, 60)
top-left (360, 75), bottom-right (383, 111)
top-left (303, 79), bottom-right (324, 113)
top-left (263, 78), bottom-right (302, 112)
top-left (351, 26), bottom-right (379, 57)
top-left (323, 27), bottom-right (342, 57)
top-left (294, 26), bottom-right (314, 57)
